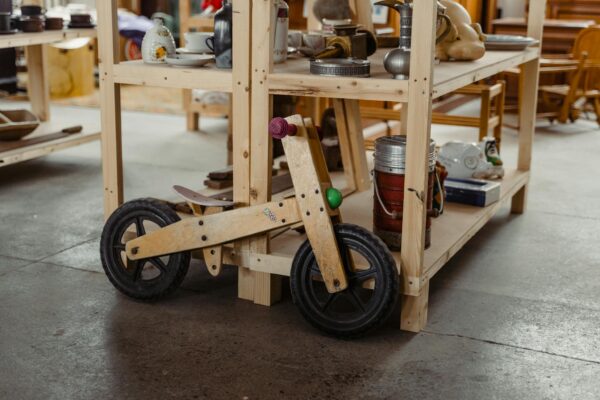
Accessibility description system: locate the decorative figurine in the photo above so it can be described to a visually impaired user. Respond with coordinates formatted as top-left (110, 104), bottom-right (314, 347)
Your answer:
top-left (273, 0), bottom-right (289, 64)
top-left (141, 17), bottom-right (176, 64)
top-left (212, 0), bottom-right (233, 69)
top-left (436, 0), bottom-right (486, 61)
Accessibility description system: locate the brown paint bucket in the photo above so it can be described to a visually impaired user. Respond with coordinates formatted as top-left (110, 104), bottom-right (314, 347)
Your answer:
top-left (373, 136), bottom-right (436, 251)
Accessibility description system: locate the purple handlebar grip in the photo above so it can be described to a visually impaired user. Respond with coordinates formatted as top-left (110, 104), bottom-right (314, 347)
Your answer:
top-left (269, 117), bottom-right (297, 139)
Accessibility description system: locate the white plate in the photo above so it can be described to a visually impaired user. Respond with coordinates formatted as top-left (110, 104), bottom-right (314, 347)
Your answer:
top-left (166, 54), bottom-right (215, 68)
top-left (176, 47), bottom-right (213, 55)
top-left (484, 34), bottom-right (539, 51)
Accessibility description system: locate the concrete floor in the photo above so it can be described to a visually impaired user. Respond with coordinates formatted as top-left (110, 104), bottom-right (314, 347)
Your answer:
top-left (0, 103), bottom-right (599, 399)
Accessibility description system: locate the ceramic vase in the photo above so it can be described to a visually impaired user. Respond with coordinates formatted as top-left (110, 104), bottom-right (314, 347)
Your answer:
top-left (141, 18), bottom-right (176, 64)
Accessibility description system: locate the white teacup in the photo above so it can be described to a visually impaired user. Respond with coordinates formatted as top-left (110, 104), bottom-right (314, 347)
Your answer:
top-left (184, 32), bottom-right (213, 53)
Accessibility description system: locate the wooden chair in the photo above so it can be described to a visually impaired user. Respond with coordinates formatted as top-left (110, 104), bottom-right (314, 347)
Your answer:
top-left (538, 26), bottom-right (600, 124)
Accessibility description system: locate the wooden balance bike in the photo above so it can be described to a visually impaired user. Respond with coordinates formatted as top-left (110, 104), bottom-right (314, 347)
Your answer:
top-left (100, 115), bottom-right (399, 338)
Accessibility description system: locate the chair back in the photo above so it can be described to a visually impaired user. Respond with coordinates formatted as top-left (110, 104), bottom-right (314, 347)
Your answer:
top-left (572, 26), bottom-right (600, 90)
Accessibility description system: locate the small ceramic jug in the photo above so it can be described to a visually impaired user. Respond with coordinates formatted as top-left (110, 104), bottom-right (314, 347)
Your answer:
top-left (141, 18), bottom-right (176, 64)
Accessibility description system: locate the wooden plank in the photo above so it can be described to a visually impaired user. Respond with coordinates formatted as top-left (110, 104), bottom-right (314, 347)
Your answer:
top-left (332, 99), bottom-right (357, 192)
top-left (399, 0), bottom-right (437, 331)
top-left (126, 198), bottom-right (303, 260)
top-left (112, 61), bottom-right (234, 92)
top-left (0, 132), bottom-right (100, 167)
top-left (0, 29), bottom-right (96, 50)
top-left (231, 0), bottom-right (255, 301)
top-left (250, 0), bottom-right (281, 306)
top-left (513, 0), bottom-right (546, 214)
top-left (343, 99), bottom-right (371, 192)
top-left (281, 115), bottom-right (348, 293)
top-left (269, 168), bottom-right (530, 294)
top-left (24, 45), bottom-right (49, 122)
top-left (98, 0), bottom-right (124, 218)
top-left (270, 48), bottom-right (539, 102)
top-left (0, 126), bottom-right (81, 152)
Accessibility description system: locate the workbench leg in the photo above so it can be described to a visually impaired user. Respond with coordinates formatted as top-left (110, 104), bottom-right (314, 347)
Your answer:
top-left (479, 87), bottom-right (491, 141)
top-left (399, 0), bottom-right (437, 332)
top-left (512, 0), bottom-right (544, 214)
top-left (249, 0), bottom-right (282, 306)
top-left (184, 89), bottom-right (200, 132)
top-left (98, 0), bottom-right (124, 218)
top-left (25, 45), bottom-right (50, 122)
top-left (401, 282), bottom-right (429, 332)
top-left (333, 98), bottom-right (371, 192)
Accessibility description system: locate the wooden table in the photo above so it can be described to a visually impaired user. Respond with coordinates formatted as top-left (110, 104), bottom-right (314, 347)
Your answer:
top-left (492, 17), bottom-right (595, 54)
top-left (0, 29), bottom-right (100, 168)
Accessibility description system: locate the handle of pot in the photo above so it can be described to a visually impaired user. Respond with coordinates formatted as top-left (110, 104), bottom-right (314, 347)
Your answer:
top-left (436, 14), bottom-right (453, 45)
top-left (206, 36), bottom-right (214, 52)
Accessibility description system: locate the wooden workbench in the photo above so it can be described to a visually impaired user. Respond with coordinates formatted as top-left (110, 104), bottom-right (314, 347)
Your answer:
top-left (0, 29), bottom-right (100, 168)
top-left (98, 0), bottom-right (546, 332)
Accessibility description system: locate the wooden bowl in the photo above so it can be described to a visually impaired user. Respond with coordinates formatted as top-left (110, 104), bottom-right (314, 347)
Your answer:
top-left (0, 110), bottom-right (40, 141)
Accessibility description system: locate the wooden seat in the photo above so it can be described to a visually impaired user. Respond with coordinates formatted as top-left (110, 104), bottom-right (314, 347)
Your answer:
top-left (173, 185), bottom-right (235, 208)
top-left (538, 26), bottom-right (600, 124)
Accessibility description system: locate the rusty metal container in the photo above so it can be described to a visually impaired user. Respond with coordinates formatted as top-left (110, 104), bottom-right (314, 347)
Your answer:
top-left (373, 136), bottom-right (437, 251)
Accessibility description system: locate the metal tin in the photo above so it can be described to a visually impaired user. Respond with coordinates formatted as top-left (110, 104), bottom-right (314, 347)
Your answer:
top-left (309, 58), bottom-right (370, 77)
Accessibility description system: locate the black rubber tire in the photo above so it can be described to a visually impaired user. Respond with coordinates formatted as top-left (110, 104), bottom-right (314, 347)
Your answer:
top-left (290, 223), bottom-right (399, 338)
top-left (100, 198), bottom-right (190, 301)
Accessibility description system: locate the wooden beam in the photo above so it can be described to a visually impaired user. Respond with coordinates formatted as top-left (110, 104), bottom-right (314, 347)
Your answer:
top-left (250, 0), bottom-right (281, 306)
top-left (400, 0), bottom-right (437, 332)
top-left (25, 45), bottom-right (49, 122)
top-left (512, 0), bottom-right (546, 214)
top-left (97, 0), bottom-right (124, 218)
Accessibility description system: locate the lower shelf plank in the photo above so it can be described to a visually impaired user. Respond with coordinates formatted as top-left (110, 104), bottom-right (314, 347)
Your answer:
top-left (269, 168), bottom-right (530, 290)
top-left (0, 131), bottom-right (100, 167)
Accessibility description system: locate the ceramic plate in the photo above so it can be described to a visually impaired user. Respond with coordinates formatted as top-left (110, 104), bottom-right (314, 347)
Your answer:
top-left (485, 34), bottom-right (539, 51)
top-left (176, 47), bottom-right (213, 55)
top-left (166, 54), bottom-right (215, 68)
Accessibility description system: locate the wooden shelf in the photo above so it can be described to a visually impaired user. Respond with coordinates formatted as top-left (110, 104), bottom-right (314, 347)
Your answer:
top-left (269, 168), bottom-right (530, 290)
top-left (111, 60), bottom-right (234, 92)
top-left (0, 29), bottom-right (97, 49)
top-left (269, 47), bottom-right (540, 102)
top-left (0, 127), bottom-right (100, 167)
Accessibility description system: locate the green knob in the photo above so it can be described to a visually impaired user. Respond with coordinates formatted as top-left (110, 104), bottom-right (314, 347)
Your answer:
top-left (326, 187), bottom-right (343, 210)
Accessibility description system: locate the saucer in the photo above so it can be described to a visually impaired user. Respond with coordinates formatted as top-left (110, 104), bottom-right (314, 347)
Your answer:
top-left (0, 29), bottom-right (18, 35)
top-left (166, 54), bottom-right (215, 68)
top-left (176, 47), bottom-right (213, 55)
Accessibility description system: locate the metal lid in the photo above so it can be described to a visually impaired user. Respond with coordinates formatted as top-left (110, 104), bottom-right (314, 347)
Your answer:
top-left (374, 135), bottom-right (437, 174)
top-left (310, 58), bottom-right (370, 77)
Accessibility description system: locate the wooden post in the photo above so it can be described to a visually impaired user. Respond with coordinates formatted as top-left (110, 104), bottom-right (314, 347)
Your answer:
top-left (399, 0), bottom-right (437, 332)
top-left (479, 87), bottom-right (491, 140)
top-left (231, 0), bottom-right (258, 301)
top-left (25, 45), bottom-right (50, 122)
top-left (248, 0), bottom-right (282, 306)
top-left (97, 0), bottom-right (124, 218)
top-left (399, 102), bottom-right (408, 135)
top-left (512, 0), bottom-right (546, 214)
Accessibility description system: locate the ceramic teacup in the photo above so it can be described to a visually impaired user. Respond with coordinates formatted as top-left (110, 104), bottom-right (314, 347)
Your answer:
top-left (184, 32), bottom-right (214, 53)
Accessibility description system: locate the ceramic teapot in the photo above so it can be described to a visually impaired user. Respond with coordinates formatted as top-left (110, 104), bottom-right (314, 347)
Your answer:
top-left (141, 18), bottom-right (176, 64)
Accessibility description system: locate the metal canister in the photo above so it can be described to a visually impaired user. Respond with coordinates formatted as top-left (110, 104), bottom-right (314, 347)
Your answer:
top-left (373, 136), bottom-right (437, 251)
